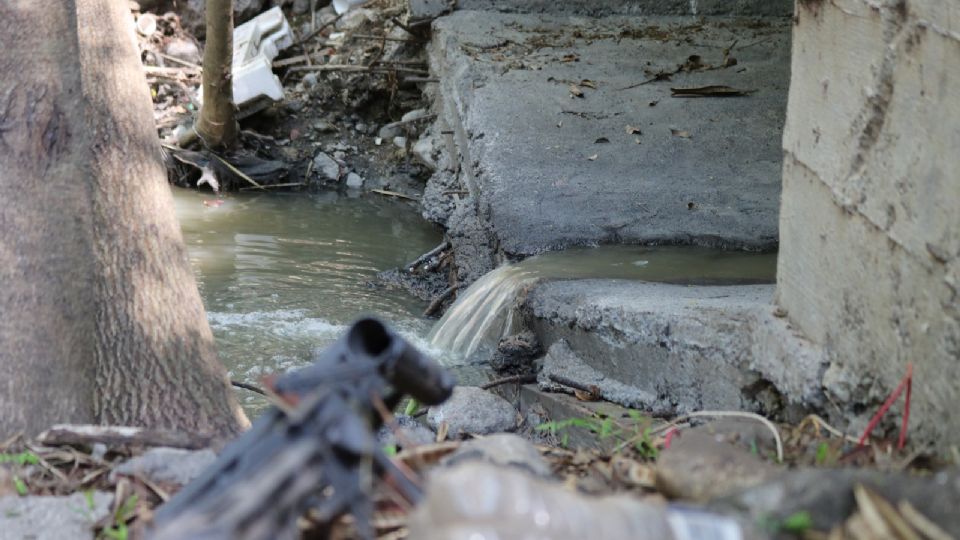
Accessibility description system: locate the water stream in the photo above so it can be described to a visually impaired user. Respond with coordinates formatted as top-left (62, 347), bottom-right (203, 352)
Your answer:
top-left (172, 187), bottom-right (444, 411)
top-left (429, 246), bottom-right (778, 361)
top-left (174, 187), bottom-right (778, 410)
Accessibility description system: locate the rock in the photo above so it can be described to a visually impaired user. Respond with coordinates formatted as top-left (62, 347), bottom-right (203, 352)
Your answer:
top-left (408, 462), bottom-right (679, 539)
top-left (656, 428), bottom-right (782, 502)
top-left (409, 0), bottom-right (453, 21)
top-left (181, 0), bottom-right (268, 36)
top-left (285, 100), bottom-right (305, 113)
top-left (400, 108), bottom-right (430, 124)
top-left (393, 136), bottom-right (407, 149)
top-left (345, 172), bottom-right (364, 189)
top-left (412, 134), bottom-right (442, 171)
top-left (163, 38), bottom-right (201, 65)
top-left (111, 447), bottom-right (217, 487)
top-left (378, 123), bottom-right (402, 140)
top-left (490, 331), bottom-right (541, 374)
top-left (312, 120), bottom-right (336, 132)
top-left (302, 72), bottom-right (319, 88)
top-left (313, 152), bottom-right (341, 181)
top-left (713, 469), bottom-right (960, 535)
top-left (426, 386), bottom-right (517, 438)
top-left (354, 122), bottom-right (367, 133)
top-left (377, 414), bottom-right (435, 450)
top-left (337, 8), bottom-right (376, 31)
top-left (0, 491), bottom-right (113, 540)
top-left (538, 340), bottom-right (658, 410)
top-left (292, 0), bottom-right (310, 15)
top-left (443, 433), bottom-right (551, 477)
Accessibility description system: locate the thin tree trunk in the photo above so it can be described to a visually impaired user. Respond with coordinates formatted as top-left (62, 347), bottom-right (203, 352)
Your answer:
top-left (0, 0), bottom-right (248, 437)
top-left (197, 0), bottom-right (238, 149)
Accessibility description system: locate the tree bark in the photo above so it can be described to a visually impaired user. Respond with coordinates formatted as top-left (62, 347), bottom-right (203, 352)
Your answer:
top-left (0, 0), bottom-right (247, 437)
top-left (196, 0), bottom-right (238, 149)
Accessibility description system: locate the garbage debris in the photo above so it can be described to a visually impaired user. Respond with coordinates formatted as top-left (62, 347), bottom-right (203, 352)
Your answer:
top-left (150, 318), bottom-right (455, 540)
top-left (228, 6), bottom-right (295, 114)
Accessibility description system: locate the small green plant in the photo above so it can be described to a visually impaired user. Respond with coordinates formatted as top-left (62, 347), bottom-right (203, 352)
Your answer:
top-left (382, 444), bottom-right (398, 457)
top-left (536, 410), bottom-right (657, 455)
top-left (403, 398), bottom-right (420, 416)
top-left (814, 441), bottom-right (838, 466)
top-left (781, 511), bottom-right (814, 533)
top-left (0, 452), bottom-right (40, 466)
top-left (99, 494), bottom-right (138, 540)
top-left (12, 476), bottom-right (27, 496)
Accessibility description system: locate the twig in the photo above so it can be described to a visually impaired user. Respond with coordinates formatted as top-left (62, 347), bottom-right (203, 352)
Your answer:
top-left (547, 374), bottom-right (601, 400)
top-left (144, 65), bottom-right (200, 76)
top-left (239, 182), bottom-right (304, 191)
top-left (210, 153), bottom-right (264, 190)
top-left (290, 65), bottom-right (430, 75)
top-left (480, 374), bottom-right (537, 390)
top-left (350, 34), bottom-right (423, 43)
top-left (405, 241), bottom-right (450, 272)
top-left (231, 380), bottom-right (267, 395)
top-left (371, 189), bottom-right (418, 201)
top-left (156, 52), bottom-right (202, 71)
top-left (423, 285), bottom-right (459, 317)
top-left (799, 414), bottom-right (860, 444)
top-left (858, 363), bottom-right (913, 450)
top-left (299, 12), bottom-right (344, 45)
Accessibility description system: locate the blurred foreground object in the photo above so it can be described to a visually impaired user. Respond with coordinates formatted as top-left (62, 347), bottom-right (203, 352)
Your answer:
top-left (150, 318), bottom-right (455, 540)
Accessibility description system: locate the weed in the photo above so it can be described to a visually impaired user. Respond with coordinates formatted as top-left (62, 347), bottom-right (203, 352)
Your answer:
top-left (536, 411), bottom-right (657, 456)
top-left (99, 494), bottom-right (138, 540)
top-left (0, 452), bottom-right (39, 466)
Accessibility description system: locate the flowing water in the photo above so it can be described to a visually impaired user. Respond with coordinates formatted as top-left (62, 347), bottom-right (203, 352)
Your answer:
top-left (428, 246), bottom-right (778, 361)
top-left (174, 186), bottom-right (779, 410)
top-left (172, 187), bottom-right (444, 411)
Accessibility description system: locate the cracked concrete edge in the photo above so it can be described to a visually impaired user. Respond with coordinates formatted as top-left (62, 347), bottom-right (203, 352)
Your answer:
top-left (453, 0), bottom-right (794, 17)
top-left (522, 279), bottom-right (830, 421)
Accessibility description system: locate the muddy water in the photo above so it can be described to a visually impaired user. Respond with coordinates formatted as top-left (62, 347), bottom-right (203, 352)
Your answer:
top-left (429, 246), bottom-right (777, 362)
top-left (172, 188), bottom-right (444, 410)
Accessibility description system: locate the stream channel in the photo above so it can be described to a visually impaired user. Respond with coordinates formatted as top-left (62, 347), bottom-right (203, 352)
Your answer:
top-left (173, 187), bottom-right (777, 414)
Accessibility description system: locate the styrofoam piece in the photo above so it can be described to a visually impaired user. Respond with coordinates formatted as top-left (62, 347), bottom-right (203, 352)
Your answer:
top-left (227, 6), bottom-right (294, 110)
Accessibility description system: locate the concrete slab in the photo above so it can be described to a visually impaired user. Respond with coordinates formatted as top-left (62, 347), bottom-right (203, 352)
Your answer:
top-left (428, 12), bottom-right (792, 260)
top-left (454, 0), bottom-right (793, 17)
top-left (523, 279), bottom-right (828, 418)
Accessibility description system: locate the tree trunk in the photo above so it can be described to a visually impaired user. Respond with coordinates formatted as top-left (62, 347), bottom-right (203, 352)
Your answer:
top-left (196, 0), bottom-right (238, 149)
top-left (0, 0), bottom-right (247, 437)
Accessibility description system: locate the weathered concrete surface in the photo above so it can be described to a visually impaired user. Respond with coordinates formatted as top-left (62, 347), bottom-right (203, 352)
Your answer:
top-left (0, 491), bottom-right (113, 540)
top-left (776, 0), bottom-right (960, 449)
top-left (454, 0), bottom-right (793, 17)
top-left (426, 11), bottom-right (791, 279)
top-left (525, 280), bottom-right (827, 417)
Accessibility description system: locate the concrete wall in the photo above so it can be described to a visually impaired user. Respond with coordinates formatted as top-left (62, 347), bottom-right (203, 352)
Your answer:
top-left (777, 0), bottom-right (960, 449)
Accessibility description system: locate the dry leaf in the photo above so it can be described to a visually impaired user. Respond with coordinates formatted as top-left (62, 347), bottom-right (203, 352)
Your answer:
top-left (595, 137), bottom-right (610, 144)
top-left (587, 153), bottom-right (599, 161)
top-left (569, 84), bottom-right (584, 98)
top-left (561, 53), bottom-right (579, 62)
top-left (580, 79), bottom-right (597, 89)
top-left (625, 125), bottom-right (641, 135)
top-left (436, 421), bottom-right (449, 442)
top-left (670, 128), bottom-right (691, 138)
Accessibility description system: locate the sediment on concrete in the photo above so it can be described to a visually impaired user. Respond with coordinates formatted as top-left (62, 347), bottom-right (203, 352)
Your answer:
top-left (422, 10), bottom-right (792, 281)
top-left (522, 279), bottom-right (828, 420)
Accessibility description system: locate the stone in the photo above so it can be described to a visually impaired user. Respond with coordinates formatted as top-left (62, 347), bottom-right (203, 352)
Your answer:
top-left (409, 0), bottom-right (452, 21)
top-left (443, 433), bottom-right (551, 477)
top-left (312, 120), bottom-right (336, 132)
top-left (301, 72), bottom-right (319, 88)
top-left (0, 491), bottom-right (113, 540)
top-left (111, 447), bottom-right (217, 487)
top-left (377, 414), bottom-right (435, 450)
top-left (163, 38), bottom-right (201, 65)
top-left (426, 386), bottom-right (517, 438)
top-left (400, 108), bottom-right (431, 124)
top-left (337, 8), bottom-right (376, 31)
top-left (408, 462), bottom-right (679, 539)
top-left (412, 133), bottom-right (442, 171)
top-left (313, 152), bottom-right (341, 181)
top-left (713, 469), bottom-right (960, 534)
top-left (452, 0), bottom-right (791, 16)
top-left (490, 331), bottom-right (541, 374)
top-left (538, 340), bottom-right (658, 410)
top-left (181, 0), bottom-right (268, 36)
top-left (345, 172), bottom-right (364, 189)
top-left (655, 428), bottom-right (782, 502)
top-left (392, 136), bottom-right (407, 149)
top-left (292, 0), bottom-right (310, 15)
top-left (378, 123), bottom-right (402, 140)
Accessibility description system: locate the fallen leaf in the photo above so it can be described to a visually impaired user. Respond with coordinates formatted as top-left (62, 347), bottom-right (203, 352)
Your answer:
top-left (580, 79), bottom-right (597, 89)
top-left (594, 137), bottom-right (610, 144)
top-left (670, 85), bottom-right (756, 97)
top-left (561, 53), bottom-right (579, 62)
top-left (625, 125), bottom-right (641, 135)
top-left (671, 128), bottom-right (691, 138)
top-left (569, 84), bottom-right (584, 98)
top-left (574, 386), bottom-right (601, 401)
top-left (587, 153), bottom-right (599, 161)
